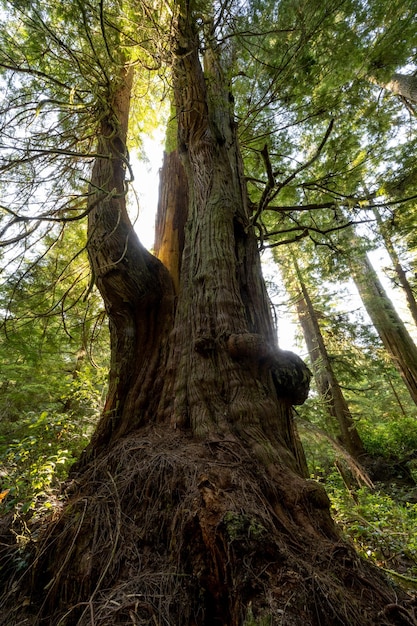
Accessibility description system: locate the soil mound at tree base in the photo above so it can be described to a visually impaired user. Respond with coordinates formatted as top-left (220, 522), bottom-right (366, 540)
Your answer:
top-left (0, 425), bottom-right (415, 625)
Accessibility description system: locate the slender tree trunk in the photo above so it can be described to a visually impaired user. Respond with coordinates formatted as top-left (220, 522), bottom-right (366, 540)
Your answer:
top-left (349, 239), bottom-right (417, 405)
top-left (289, 256), bottom-right (366, 459)
top-left (373, 206), bottom-right (417, 328)
top-left (382, 72), bottom-right (417, 103)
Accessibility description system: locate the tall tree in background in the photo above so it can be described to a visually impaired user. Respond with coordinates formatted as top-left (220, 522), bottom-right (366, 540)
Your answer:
top-left (346, 227), bottom-right (417, 406)
top-left (282, 252), bottom-right (366, 459)
top-left (0, 1), bottom-right (416, 624)
top-left (372, 204), bottom-right (417, 329)
top-left (377, 72), bottom-right (417, 112)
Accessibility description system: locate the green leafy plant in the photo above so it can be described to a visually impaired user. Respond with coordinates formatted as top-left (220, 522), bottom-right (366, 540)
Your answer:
top-left (0, 407), bottom-right (97, 513)
top-left (360, 418), bottom-right (417, 458)
top-left (326, 470), bottom-right (417, 583)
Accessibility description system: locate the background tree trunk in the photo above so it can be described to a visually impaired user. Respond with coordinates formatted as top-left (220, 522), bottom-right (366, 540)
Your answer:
top-left (383, 72), bottom-right (417, 103)
top-left (349, 238), bottom-right (417, 405)
top-left (373, 205), bottom-right (417, 329)
top-left (287, 255), bottom-right (366, 459)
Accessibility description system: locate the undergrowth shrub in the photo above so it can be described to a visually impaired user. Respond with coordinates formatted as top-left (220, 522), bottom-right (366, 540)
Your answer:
top-left (0, 409), bottom-right (96, 514)
top-left (360, 417), bottom-right (417, 458)
top-left (326, 469), bottom-right (417, 585)
top-left (300, 414), bottom-right (417, 588)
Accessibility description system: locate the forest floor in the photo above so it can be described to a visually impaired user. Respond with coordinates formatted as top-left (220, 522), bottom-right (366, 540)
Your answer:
top-left (0, 426), bottom-right (416, 625)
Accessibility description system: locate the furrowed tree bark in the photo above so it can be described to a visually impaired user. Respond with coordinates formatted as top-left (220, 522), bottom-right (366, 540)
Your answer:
top-left (382, 72), bottom-right (417, 104)
top-left (159, 6), bottom-right (311, 472)
top-left (84, 64), bottom-right (175, 453)
top-left (369, 72), bottom-right (417, 115)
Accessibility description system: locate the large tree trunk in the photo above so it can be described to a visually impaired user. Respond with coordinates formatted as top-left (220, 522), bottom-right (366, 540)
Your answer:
top-left (0, 5), bottom-right (414, 626)
top-left (157, 10), bottom-right (310, 464)
top-left (82, 66), bottom-right (175, 454)
top-left (287, 256), bottom-right (366, 459)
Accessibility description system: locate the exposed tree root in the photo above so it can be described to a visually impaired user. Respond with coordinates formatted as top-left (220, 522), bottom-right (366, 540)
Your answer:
top-left (0, 425), bottom-right (416, 625)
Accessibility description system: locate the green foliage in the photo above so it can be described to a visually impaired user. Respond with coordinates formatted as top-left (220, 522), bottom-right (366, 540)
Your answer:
top-left (0, 0), bottom-right (169, 254)
top-left (0, 409), bottom-right (93, 514)
top-left (223, 511), bottom-right (267, 541)
top-left (0, 227), bottom-right (109, 514)
top-left (360, 418), bottom-right (417, 459)
top-left (327, 473), bottom-right (417, 582)
top-left (0, 339), bottom-right (108, 512)
top-left (0, 359), bottom-right (107, 513)
top-left (244, 606), bottom-right (273, 626)
top-left (299, 394), bottom-right (417, 586)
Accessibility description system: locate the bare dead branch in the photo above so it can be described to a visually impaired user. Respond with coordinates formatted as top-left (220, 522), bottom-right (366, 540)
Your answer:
top-left (270, 118), bottom-right (335, 201)
top-left (265, 201), bottom-right (337, 213)
top-left (251, 119), bottom-right (335, 229)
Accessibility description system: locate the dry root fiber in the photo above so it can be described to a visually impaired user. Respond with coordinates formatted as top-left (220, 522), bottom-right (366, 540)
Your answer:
top-left (0, 425), bottom-right (416, 625)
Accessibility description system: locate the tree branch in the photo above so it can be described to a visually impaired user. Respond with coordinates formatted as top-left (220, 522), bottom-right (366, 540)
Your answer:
top-left (251, 118), bottom-right (335, 228)
top-left (270, 118), bottom-right (335, 201)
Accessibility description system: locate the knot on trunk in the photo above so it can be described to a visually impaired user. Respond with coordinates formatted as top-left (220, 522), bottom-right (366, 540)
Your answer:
top-left (270, 350), bottom-right (312, 405)
top-left (226, 333), bottom-right (271, 361)
top-left (226, 333), bottom-right (311, 405)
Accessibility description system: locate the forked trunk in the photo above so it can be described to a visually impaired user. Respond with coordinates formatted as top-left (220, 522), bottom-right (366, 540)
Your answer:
top-left (0, 5), bottom-right (414, 626)
top-left (82, 66), bottom-right (175, 454)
